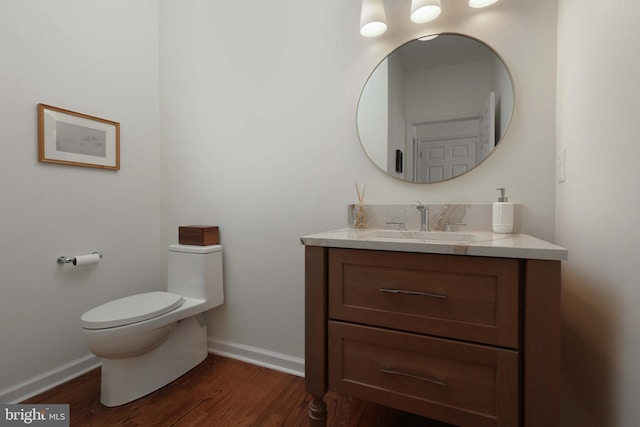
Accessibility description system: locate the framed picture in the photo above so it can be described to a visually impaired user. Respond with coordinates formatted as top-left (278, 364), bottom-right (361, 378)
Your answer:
top-left (38, 103), bottom-right (120, 170)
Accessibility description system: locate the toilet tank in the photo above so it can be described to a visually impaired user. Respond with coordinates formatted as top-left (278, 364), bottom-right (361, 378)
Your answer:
top-left (167, 244), bottom-right (224, 308)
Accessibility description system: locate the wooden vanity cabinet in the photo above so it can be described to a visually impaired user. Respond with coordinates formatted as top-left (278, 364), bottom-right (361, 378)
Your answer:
top-left (305, 246), bottom-right (560, 427)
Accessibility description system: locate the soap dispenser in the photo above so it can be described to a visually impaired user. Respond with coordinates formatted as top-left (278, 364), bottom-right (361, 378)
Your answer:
top-left (492, 187), bottom-right (513, 234)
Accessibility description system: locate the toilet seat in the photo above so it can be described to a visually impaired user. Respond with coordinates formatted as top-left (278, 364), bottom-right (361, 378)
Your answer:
top-left (81, 291), bottom-right (184, 330)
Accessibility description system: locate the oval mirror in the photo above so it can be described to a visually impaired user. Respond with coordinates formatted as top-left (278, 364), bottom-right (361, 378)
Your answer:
top-left (357, 33), bottom-right (514, 183)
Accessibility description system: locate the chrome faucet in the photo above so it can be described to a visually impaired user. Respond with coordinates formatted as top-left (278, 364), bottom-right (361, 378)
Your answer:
top-left (416, 201), bottom-right (428, 231)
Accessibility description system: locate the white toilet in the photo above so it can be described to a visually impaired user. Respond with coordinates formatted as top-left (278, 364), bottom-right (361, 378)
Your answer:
top-left (80, 244), bottom-right (223, 407)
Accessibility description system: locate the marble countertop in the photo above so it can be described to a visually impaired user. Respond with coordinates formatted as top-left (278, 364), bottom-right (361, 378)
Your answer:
top-left (300, 228), bottom-right (567, 261)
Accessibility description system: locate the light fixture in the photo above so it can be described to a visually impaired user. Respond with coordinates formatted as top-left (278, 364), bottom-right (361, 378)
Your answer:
top-left (410, 0), bottom-right (442, 24)
top-left (360, 0), bottom-right (387, 38)
top-left (360, 0), bottom-right (500, 38)
top-left (469, 0), bottom-right (499, 8)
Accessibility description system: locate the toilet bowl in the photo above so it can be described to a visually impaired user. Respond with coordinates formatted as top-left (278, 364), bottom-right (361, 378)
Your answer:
top-left (81, 244), bottom-right (223, 407)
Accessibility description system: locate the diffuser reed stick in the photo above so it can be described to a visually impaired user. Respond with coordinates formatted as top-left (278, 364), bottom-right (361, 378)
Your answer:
top-left (353, 183), bottom-right (367, 228)
top-left (355, 183), bottom-right (366, 203)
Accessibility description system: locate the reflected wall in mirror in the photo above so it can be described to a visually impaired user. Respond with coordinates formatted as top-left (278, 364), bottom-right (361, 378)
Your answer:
top-left (357, 33), bottom-right (514, 183)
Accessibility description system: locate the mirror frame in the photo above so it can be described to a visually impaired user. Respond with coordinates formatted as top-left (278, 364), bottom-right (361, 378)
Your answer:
top-left (356, 32), bottom-right (516, 183)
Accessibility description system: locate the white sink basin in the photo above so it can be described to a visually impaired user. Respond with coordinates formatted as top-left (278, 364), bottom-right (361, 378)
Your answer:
top-left (364, 229), bottom-right (482, 242)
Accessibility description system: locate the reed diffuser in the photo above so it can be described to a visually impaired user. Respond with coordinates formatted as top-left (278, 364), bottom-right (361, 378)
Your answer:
top-left (353, 183), bottom-right (368, 228)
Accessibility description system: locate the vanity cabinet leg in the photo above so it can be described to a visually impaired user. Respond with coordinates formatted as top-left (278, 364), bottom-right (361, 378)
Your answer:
top-left (305, 246), bottom-right (329, 426)
top-left (308, 395), bottom-right (327, 426)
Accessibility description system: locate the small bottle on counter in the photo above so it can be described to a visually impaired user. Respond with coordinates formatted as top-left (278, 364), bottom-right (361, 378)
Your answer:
top-left (492, 187), bottom-right (513, 234)
top-left (353, 202), bottom-right (368, 228)
top-left (353, 183), bottom-right (368, 228)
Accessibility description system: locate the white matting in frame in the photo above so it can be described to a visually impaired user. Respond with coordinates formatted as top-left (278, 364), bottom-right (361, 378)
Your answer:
top-left (38, 103), bottom-right (120, 170)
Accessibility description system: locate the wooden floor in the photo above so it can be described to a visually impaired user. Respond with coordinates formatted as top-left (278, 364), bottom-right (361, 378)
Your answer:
top-left (24, 354), bottom-right (453, 427)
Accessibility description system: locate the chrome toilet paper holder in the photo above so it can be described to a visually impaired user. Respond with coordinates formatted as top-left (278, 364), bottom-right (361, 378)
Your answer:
top-left (57, 252), bottom-right (103, 265)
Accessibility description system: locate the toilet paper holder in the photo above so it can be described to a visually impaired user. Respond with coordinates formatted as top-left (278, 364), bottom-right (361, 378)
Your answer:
top-left (57, 252), bottom-right (103, 265)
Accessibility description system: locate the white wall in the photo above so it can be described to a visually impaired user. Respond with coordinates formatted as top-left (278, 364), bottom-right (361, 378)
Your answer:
top-left (557, 0), bottom-right (640, 425)
top-left (405, 59), bottom-right (493, 121)
top-left (159, 0), bottom-right (558, 368)
top-left (0, 1), bottom-right (161, 399)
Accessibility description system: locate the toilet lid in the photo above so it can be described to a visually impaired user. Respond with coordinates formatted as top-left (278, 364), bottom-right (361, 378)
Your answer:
top-left (81, 291), bottom-right (184, 330)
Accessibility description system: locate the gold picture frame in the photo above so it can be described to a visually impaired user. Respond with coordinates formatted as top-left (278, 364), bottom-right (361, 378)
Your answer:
top-left (38, 103), bottom-right (120, 170)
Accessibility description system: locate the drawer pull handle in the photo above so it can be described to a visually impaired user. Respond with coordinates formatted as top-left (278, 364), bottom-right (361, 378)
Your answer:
top-left (379, 288), bottom-right (447, 299)
top-left (379, 367), bottom-right (447, 387)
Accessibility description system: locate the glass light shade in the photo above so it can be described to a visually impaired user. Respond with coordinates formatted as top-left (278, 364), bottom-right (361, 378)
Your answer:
top-left (410, 0), bottom-right (442, 24)
top-left (360, 0), bottom-right (387, 37)
top-left (469, 0), bottom-right (499, 8)
top-left (360, 22), bottom-right (387, 37)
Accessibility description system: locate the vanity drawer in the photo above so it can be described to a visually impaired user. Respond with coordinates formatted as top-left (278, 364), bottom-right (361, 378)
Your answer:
top-left (328, 321), bottom-right (519, 427)
top-left (328, 248), bottom-right (520, 348)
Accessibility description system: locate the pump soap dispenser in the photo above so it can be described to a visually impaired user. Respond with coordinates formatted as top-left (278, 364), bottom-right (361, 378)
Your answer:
top-left (492, 187), bottom-right (514, 234)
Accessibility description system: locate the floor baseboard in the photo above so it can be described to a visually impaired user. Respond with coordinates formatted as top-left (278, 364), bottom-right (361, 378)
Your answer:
top-left (2, 340), bottom-right (304, 404)
top-left (208, 338), bottom-right (305, 378)
top-left (1, 354), bottom-right (100, 404)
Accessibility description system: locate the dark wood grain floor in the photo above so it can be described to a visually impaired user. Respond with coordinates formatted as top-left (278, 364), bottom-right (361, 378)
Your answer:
top-left (24, 354), bottom-right (453, 426)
